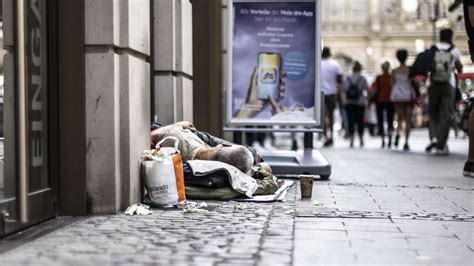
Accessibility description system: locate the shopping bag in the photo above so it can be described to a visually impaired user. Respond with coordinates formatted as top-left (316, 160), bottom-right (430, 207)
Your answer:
top-left (155, 137), bottom-right (186, 203)
top-left (142, 137), bottom-right (180, 207)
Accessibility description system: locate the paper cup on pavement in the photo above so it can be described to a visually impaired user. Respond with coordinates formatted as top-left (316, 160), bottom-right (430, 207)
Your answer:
top-left (299, 175), bottom-right (314, 199)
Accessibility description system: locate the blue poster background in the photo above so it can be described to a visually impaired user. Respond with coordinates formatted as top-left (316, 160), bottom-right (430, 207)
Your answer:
top-left (232, 2), bottom-right (316, 121)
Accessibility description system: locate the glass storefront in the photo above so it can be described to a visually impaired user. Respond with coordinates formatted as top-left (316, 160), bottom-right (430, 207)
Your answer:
top-left (0, 0), bottom-right (56, 236)
top-left (0, 0), bottom-right (8, 200)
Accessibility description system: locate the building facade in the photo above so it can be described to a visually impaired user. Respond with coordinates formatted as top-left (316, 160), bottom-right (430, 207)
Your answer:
top-left (322, 0), bottom-right (469, 73)
top-left (0, 0), bottom-right (200, 236)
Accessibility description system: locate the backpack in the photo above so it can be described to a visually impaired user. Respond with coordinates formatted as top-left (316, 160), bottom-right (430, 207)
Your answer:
top-left (409, 47), bottom-right (436, 78)
top-left (346, 76), bottom-right (362, 101)
top-left (430, 46), bottom-right (454, 83)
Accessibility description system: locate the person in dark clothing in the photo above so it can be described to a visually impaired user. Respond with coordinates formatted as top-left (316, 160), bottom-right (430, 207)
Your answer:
top-left (463, 0), bottom-right (474, 177)
top-left (371, 61), bottom-right (395, 148)
top-left (465, 0), bottom-right (474, 62)
top-left (343, 61), bottom-right (368, 148)
top-left (427, 29), bottom-right (463, 155)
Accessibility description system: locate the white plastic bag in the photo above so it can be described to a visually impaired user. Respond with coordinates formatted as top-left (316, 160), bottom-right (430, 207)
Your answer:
top-left (142, 137), bottom-right (179, 207)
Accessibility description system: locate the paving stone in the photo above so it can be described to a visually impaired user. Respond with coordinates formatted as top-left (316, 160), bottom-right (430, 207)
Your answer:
top-left (295, 221), bottom-right (346, 231)
top-left (351, 238), bottom-right (411, 250)
top-left (356, 250), bottom-right (420, 264)
top-left (294, 249), bottom-right (357, 265)
top-left (294, 229), bottom-right (348, 240)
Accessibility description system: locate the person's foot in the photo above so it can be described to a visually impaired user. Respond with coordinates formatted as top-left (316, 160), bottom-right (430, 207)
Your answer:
top-left (323, 138), bottom-right (333, 148)
top-left (403, 143), bottom-right (410, 151)
top-left (425, 142), bottom-right (437, 153)
top-left (436, 145), bottom-right (449, 156)
top-left (387, 137), bottom-right (392, 148)
top-left (381, 140), bottom-right (385, 148)
top-left (394, 134), bottom-right (400, 147)
top-left (464, 161), bottom-right (474, 177)
top-left (360, 140), bottom-right (365, 148)
top-left (349, 141), bottom-right (354, 148)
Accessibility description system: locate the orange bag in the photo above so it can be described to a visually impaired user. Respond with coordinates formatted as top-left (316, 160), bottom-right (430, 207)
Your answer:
top-left (170, 152), bottom-right (186, 203)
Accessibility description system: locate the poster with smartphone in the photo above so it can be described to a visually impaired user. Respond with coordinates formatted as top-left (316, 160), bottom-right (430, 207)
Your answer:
top-left (227, 0), bottom-right (321, 126)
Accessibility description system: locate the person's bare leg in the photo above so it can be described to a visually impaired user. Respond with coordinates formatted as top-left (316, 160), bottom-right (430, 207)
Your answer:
top-left (195, 146), bottom-right (221, 160)
top-left (395, 109), bottom-right (403, 147)
top-left (396, 113), bottom-right (402, 136)
top-left (259, 162), bottom-right (273, 174)
top-left (404, 107), bottom-right (412, 148)
top-left (394, 108), bottom-right (403, 147)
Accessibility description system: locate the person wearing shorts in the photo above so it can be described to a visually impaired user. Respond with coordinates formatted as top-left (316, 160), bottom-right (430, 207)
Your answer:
top-left (391, 49), bottom-right (417, 151)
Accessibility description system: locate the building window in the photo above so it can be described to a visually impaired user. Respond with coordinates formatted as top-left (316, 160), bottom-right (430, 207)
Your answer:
top-left (329, 0), bottom-right (346, 25)
top-left (350, 0), bottom-right (369, 30)
top-left (381, 0), bottom-right (399, 22)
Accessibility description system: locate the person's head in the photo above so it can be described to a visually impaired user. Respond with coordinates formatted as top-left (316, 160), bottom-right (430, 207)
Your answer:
top-left (381, 61), bottom-right (390, 73)
top-left (322, 47), bottom-right (331, 59)
top-left (214, 145), bottom-right (254, 174)
top-left (352, 61), bottom-right (362, 73)
top-left (439, 28), bottom-right (453, 44)
top-left (396, 49), bottom-right (408, 65)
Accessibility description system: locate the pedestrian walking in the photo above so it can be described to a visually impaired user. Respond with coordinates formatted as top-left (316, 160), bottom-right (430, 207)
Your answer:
top-left (427, 29), bottom-right (463, 155)
top-left (343, 61), bottom-right (368, 148)
top-left (391, 49), bottom-right (416, 151)
top-left (321, 47), bottom-right (343, 147)
top-left (463, 0), bottom-right (474, 177)
top-left (371, 61), bottom-right (395, 148)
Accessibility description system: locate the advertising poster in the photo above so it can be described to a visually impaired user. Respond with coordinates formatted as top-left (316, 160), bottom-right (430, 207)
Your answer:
top-left (229, 1), bottom-right (319, 125)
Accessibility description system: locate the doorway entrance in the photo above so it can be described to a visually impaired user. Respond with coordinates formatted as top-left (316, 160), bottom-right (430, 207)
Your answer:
top-left (0, 0), bottom-right (57, 236)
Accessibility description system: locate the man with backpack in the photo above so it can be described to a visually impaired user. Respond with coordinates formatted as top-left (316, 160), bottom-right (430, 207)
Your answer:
top-left (424, 29), bottom-right (463, 155)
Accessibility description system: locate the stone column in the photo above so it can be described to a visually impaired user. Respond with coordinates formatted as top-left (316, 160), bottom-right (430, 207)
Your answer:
top-left (85, 0), bottom-right (150, 213)
top-left (153, 0), bottom-right (193, 126)
top-left (368, 0), bottom-right (382, 72)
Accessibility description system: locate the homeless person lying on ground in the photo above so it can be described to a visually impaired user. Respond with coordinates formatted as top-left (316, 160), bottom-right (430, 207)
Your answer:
top-left (151, 121), bottom-right (280, 199)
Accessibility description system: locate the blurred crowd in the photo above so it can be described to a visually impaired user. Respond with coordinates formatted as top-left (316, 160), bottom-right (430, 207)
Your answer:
top-left (321, 28), bottom-right (470, 156)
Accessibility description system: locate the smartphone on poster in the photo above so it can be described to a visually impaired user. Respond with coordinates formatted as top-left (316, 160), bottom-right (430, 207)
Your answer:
top-left (257, 52), bottom-right (282, 100)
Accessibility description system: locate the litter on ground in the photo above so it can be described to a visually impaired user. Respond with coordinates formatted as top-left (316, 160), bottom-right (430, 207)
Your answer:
top-left (125, 203), bottom-right (153, 216)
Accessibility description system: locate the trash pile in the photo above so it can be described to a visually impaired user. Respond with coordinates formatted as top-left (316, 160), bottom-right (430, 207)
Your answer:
top-left (130, 121), bottom-right (305, 215)
top-left (140, 135), bottom-right (289, 209)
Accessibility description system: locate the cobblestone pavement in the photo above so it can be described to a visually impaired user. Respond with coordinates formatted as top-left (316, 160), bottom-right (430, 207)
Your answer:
top-left (0, 129), bottom-right (473, 265)
top-left (0, 193), bottom-right (298, 265)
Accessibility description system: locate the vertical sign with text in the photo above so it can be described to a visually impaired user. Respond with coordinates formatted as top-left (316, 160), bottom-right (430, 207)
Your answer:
top-left (229, 1), bottom-right (318, 126)
top-left (26, 0), bottom-right (48, 191)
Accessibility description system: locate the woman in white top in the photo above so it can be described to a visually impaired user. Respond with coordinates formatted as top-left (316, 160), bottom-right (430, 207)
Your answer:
top-left (390, 49), bottom-right (417, 151)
